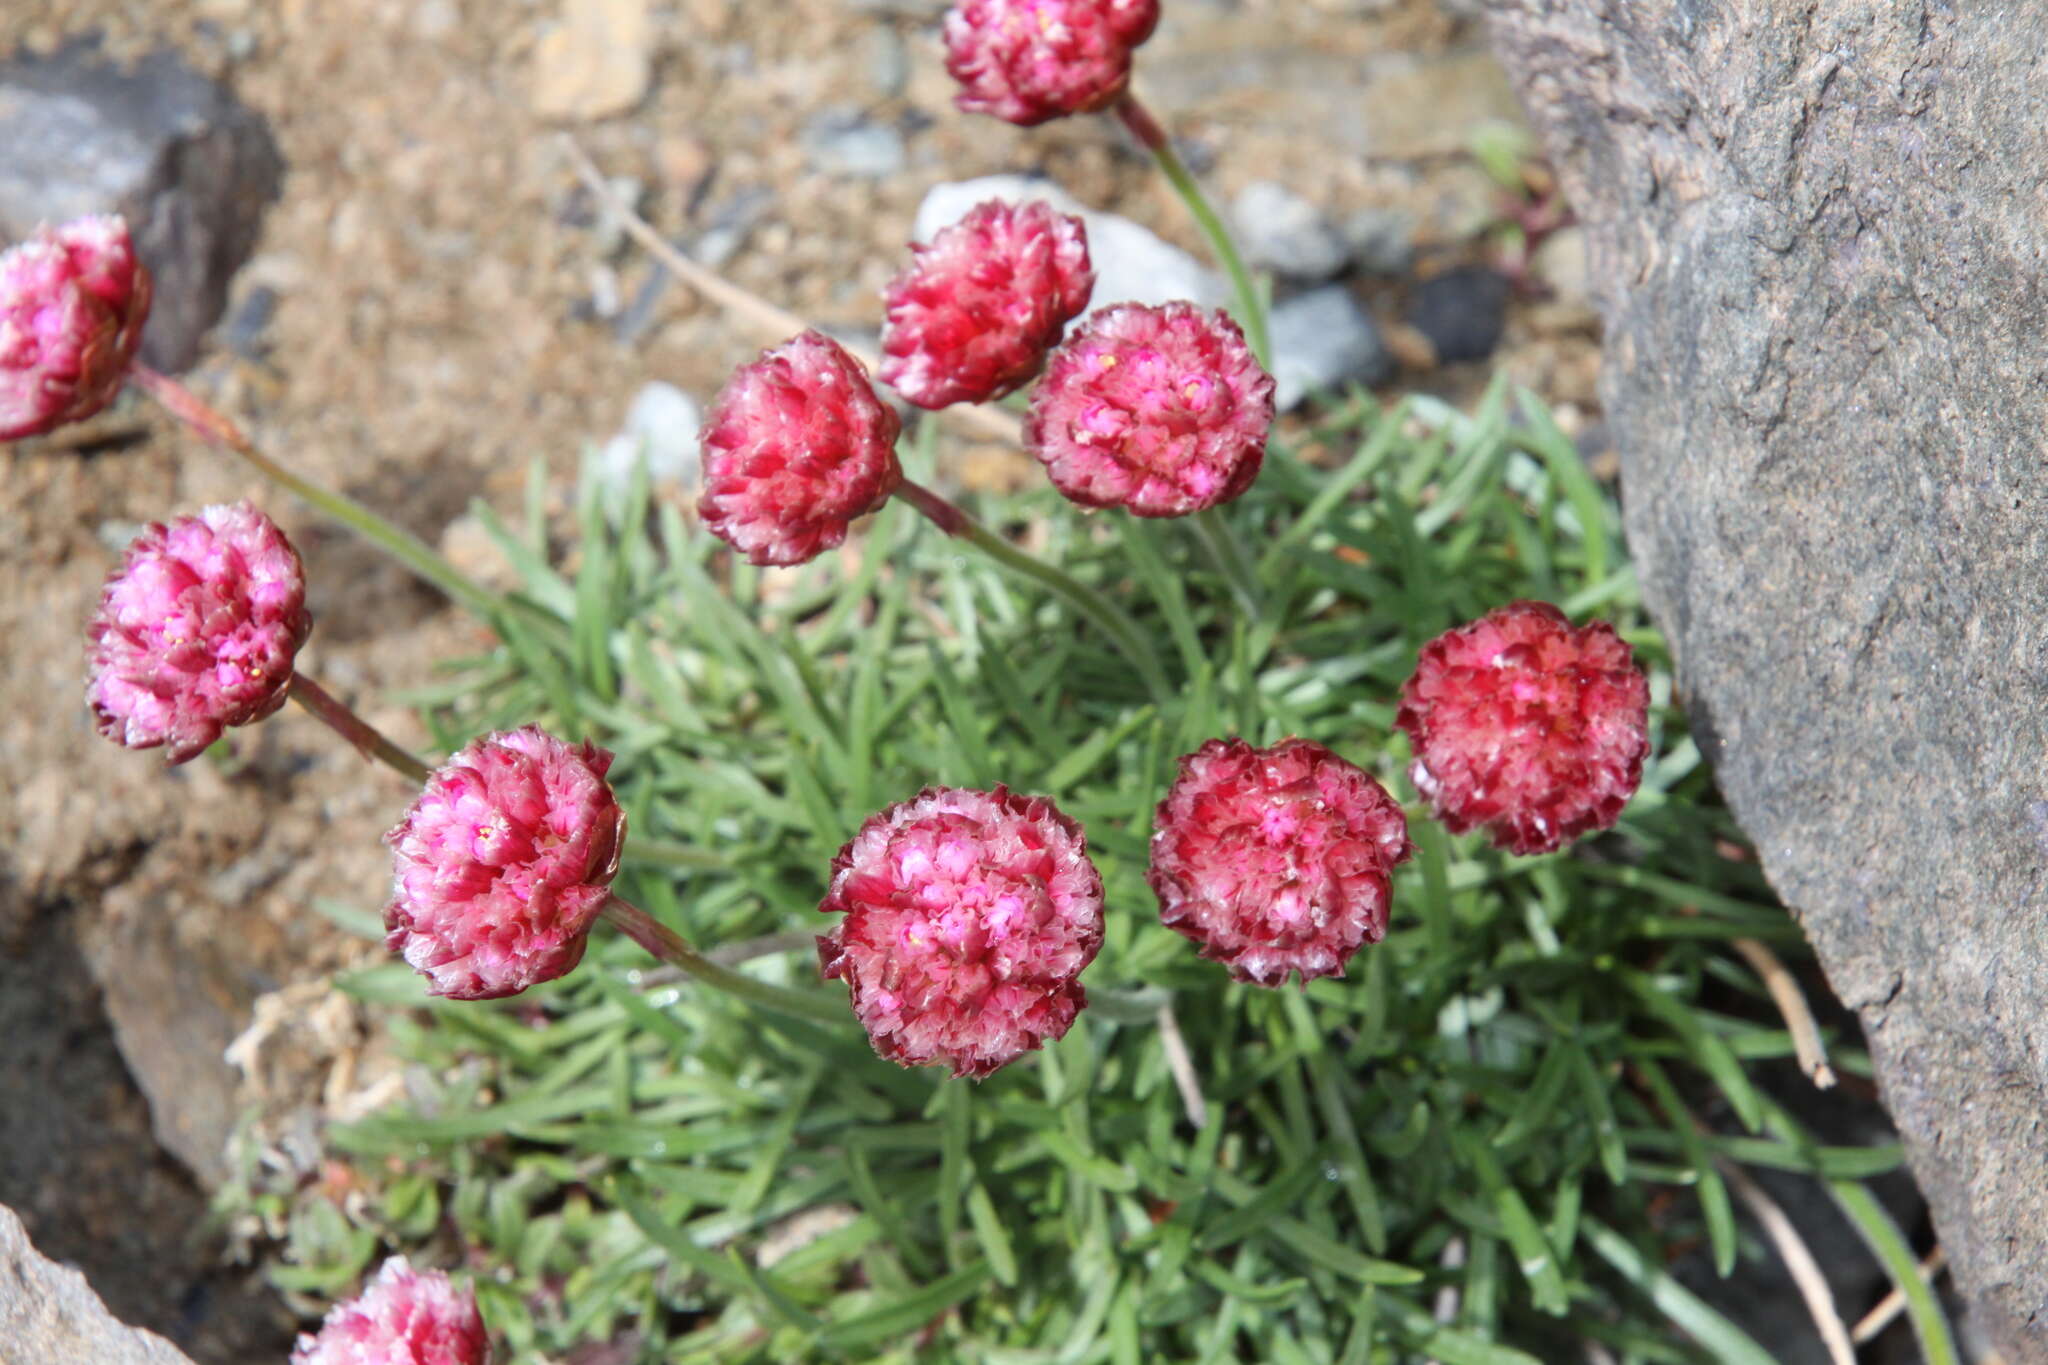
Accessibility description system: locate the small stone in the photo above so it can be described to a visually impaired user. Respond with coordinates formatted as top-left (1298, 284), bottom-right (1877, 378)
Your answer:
top-left (597, 381), bottom-right (702, 497)
top-left (0, 40), bottom-right (282, 372)
top-left (1531, 224), bottom-right (1589, 302)
top-left (439, 513), bottom-right (519, 591)
top-left (1232, 180), bottom-right (1348, 282)
top-left (1407, 266), bottom-right (1509, 364)
top-left (1342, 206), bottom-right (1416, 277)
top-left (531, 0), bottom-right (653, 121)
top-left (866, 27), bottom-right (910, 99)
top-left (1268, 285), bottom-right (1394, 409)
top-left (220, 283), bottom-right (278, 361)
top-left (802, 110), bottom-right (907, 180)
top-left (0, 1205), bottom-right (192, 1365)
top-left (914, 175), bottom-right (1227, 315)
top-left (412, 0), bottom-right (461, 38)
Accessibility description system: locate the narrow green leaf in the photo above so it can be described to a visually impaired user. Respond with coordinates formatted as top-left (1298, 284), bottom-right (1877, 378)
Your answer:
top-left (965, 1183), bottom-right (1018, 1288)
top-left (1582, 1218), bottom-right (1775, 1365)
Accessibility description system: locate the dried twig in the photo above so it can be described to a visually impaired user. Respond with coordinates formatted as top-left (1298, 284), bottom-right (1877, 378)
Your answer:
top-left (1717, 1157), bottom-right (1856, 1365)
top-left (562, 135), bottom-right (1025, 449)
top-left (1730, 935), bottom-right (1836, 1088)
top-left (1850, 1244), bottom-right (1947, 1345)
top-left (1154, 1001), bottom-right (1209, 1130)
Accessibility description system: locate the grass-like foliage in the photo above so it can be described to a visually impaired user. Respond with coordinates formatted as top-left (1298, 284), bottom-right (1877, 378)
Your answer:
top-left (234, 381), bottom-right (1938, 1363)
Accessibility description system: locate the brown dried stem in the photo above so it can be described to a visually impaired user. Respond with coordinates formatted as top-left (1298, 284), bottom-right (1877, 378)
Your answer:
top-left (1730, 934), bottom-right (1837, 1089)
top-left (561, 136), bottom-right (1024, 448)
top-left (1717, 1156), bottom-right (1857, 1365)
top-left (1851, 1244), bottom-right (1948, 1345)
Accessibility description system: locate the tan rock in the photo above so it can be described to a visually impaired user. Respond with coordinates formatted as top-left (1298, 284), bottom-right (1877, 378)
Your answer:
top-left (531, 0), bottom-right (653, 121)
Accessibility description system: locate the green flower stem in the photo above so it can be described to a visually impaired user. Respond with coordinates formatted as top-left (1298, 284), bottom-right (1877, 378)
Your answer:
top-left (600, 894), bottom-right (848, 1025)
top-left (895, 477), bottom-right (1175, 708)
top-left (623, 837), bottom-right (726, 871)
top-left (1114, 96), bottom-right (1271, 620)
top-left (288, 672), bottom-right (433, 783)
top-left (1189, 505), bottom-right (1264, 617)
top-left (1113, 94), bottom-right (1271, 368)
top-left (128, 363), bottom-right (506, 624)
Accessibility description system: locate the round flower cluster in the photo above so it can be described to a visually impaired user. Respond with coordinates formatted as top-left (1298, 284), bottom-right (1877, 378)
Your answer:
top-left (943, 0), bottom-right (1161, 126)
top-left (697, 331), bottom-right (903, 566)
top-left (881, 198), bottom-right (1095, 410)
top-left (818, 785), bottom-right (1104, 1078)
top-left (384, 726), bottom-right (628, 1000)
top-left (1148, 738), bottom-right (1413, 986)
top-left (87, 501), bottom-right (311, 763)
top-left (1397, 600), bottom-right (1651, 855)
top-left (291, 1256), bottom-right (490, 1365)
top-left (0, 214), bottom-right (151, 442)
top-left (1026, 302), bottom-right (1275, 517)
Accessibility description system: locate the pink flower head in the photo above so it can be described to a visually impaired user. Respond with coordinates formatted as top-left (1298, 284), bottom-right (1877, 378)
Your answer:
top-left (881, 199), bottom-right (1094, 410)
top-left (1, 215), bottom-right (152, 441)
top-left (384, 726), bottom-right (626, 1001)
top-left (944, 0), bottom-right (1160, 126)
top-left (1395, 600), bottom-right (1651, 855)
top-left (817, 786), bottom-right (1104, 1079)
top-left (696, 330), bottom-right (904, 567)
top-left (1025, 301), bottom-right (1274, 517)
top-left (1148, 738), bottom-right (1413, 986)
top-left (291, 1256), bottom-right (490, 1365)
top-left (86, 501), bottom-right (311, 764)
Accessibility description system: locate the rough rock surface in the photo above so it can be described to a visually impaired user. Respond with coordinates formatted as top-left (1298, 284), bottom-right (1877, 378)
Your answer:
top-left (1483, 2), bottom-right (2048, 1356)
top-left (0, 39), bottom-right (282, 372)
top-left (0, 1203), bottom-right (195, 1365)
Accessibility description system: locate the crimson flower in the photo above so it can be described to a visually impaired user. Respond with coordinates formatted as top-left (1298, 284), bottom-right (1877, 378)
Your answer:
top-left (86, 502), bottom-right (311, 763)
top-left (881, 199), bottom-right (1094, 410)
top-left (1, 214), bottom-right (151, 441)
top-left (1025, 301), bottom-right (1273, 517)
top-left (291, 1256), bottom-right (490, 1365)
top-left (943, 0), bottom-right (1161, 127)
top-left (384, 726), bottom-right (626, 1000)
top-left (1149, 737), bottom-right (1413, 986)
top-left (697, 331), bottom-right (903, 566)
top-left (1395, 600), bottom-right (1650, 855)
top-left (818, 786), bottom-right (1103, 1078)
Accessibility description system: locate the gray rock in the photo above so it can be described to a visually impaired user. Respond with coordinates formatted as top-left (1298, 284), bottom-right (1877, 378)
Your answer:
top-left (1231, 180), bottom-right (1349, 281)
top-left (0, 1203), bottom-right (194, 1365)
top-left (1488, 2), bottom-right (2048, 1357)
top-left (865, 27), bottom-right (910, 99)
top-left (0, 40), bottom-right (282, 372)
top-left (913, 176), bottom-right (1228, 314)
top-left (597, 381), bottom-right (701, 499)
top-left (803, 110), bottom-right (907, 180)
top-left (1407, 266), bottom-right (1508, 364)
top-left (1266, 285), bottom-right (1393, 409)
top-left (1342, 206), bottom-right (1416, 277)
